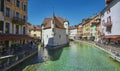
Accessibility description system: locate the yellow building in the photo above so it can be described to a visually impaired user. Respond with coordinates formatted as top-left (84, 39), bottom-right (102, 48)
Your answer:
top-left (0, 0), bottom-right (31, 47)
top-left (27, 23), bottom-right (41, 39)
top-left (90, 15), bottom-right (101, 41)
top-left (82, 14), bottom-right (101, 41)
top-left (4, 0), bottom-right (28, 34)
top-left (82, 19), bottom-right (91, 40)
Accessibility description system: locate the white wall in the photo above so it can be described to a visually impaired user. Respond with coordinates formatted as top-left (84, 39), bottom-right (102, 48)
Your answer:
top-left (42, 28), bottom-right (54, 47)
top-left (64, 22), bottom-right (69, 35)
top-left (54, 28), bottom-right (67, 46)
top-left (101, 0), bottom-right (120, 36)
top-left (42, 28), bottom-right (68, 47)
top-left (69, 29), bottom-right (77, 39)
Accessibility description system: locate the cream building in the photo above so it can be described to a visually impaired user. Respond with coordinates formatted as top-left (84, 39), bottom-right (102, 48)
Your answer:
top-left (69, 26), bottom-right (77, 40)
top-left (27, 24), bottom-right (41, 39)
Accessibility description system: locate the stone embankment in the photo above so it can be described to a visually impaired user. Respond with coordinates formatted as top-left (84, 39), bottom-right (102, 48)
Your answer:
top-left (75, 40), bottom-right (120, 63)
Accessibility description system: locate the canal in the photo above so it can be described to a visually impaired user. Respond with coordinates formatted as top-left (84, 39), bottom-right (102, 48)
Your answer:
top-left (14, 41), bottom-right (120, 71)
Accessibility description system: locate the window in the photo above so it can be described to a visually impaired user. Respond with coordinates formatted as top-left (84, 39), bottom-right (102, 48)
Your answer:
top-left (34, 29), bottom-right (36, 32)
top-left (7, 0), bottom-right (11, 2)
top-left (6, 7), bottom-right (10, 17)
top-left (0, 0), bottom-right (1, 11)
top-left (0, 0), bottom-right (4, 11)
top-left (106, 26), bottom-right (112, 34)
top-left (16, 12), bottom-right (19, 18)
top-left (34, 34), bottom-right (36, 37)
top-left (101, 13), bottom-right (104, 17)
top-left (107, 8), bottom-right (111, 14)
top-left (0, 21), bottom-right (3, 33)
top-left (102, 20), bottom-right (105, 25)
top-left (59, 35), bottom-right (61, 38)
top-left (23, 16), bottom-right (26, 22)
top-left (16, 25), bottom-right (19, 34)
top-left (23, 5), bottom-right (27, 11)
top-left (107, 16), bottom-right (111, 22)
top-left (23, 27), bottom-right (26, 34)
top-left (5, 22), bottom-right (10, 34)
top-left (21, 2), bottom-right (23, 9)
top-left (52, 28), bottom-right (54, 32)
top-left (16, 0), bottom-right (20, 8)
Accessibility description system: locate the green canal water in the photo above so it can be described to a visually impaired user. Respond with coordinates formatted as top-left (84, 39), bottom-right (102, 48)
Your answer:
top-left (15, 41), bottom-right (120, 71)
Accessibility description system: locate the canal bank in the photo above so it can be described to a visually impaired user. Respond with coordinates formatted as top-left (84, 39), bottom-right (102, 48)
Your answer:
top-left (5, 49), bottom-right (38, 71)
top-left (75, 40), bottom-right (120, 63)
top-left (0, 44), bottom-right (38, 71)
top-left (16, 41), bottom-right (120, 71)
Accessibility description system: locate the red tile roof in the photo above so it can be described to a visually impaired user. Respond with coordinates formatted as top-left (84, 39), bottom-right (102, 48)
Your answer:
top-left (42, 18), bottom-right (52, 29)
top-left (28, 24), bottom-right (41, 31)
top-left (42, 15), bottom-right (68, 29)
top-left (0, 34), bottom-right (33, 41)
top-left (69, 26), bottom-right (77, 30)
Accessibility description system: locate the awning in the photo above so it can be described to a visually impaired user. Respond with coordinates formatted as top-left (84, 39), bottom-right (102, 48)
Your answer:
top-left (0, 34), bottom-right (33, 41)
top-left (82, 36), bottom-right (87, 38)
top-left (104, 35), bottom-right (120, 41)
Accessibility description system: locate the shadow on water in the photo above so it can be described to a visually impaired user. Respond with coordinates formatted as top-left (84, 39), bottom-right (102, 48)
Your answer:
top-left (41, 37), bottom-right (64, 61)
top-left (10, 45), bottom-right (64, 71)
top-left (10, 36), bottom-right (65, 71)
top-left (45, 47), bottom-right (63, 61)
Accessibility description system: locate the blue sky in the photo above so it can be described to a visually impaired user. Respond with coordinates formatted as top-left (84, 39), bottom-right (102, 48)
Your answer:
top-left (28, 0), bottom-right (105, 26)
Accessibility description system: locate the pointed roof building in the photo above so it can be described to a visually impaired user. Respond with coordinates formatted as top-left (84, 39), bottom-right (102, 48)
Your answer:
top-left (42, 13), bottom-right (68, 29)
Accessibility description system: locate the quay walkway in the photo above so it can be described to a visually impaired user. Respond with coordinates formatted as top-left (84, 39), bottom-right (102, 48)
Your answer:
top-left (0, 44), bottom-right (38, 71)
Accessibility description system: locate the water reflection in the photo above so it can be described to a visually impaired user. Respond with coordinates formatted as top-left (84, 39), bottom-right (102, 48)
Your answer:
top-left (41, 47), bottom-right (63, 61)
top-left (12, 42), bottom-right (120, 71)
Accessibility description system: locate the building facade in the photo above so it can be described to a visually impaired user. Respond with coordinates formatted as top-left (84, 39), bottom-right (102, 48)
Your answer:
top-left (41, 13), bottom-right (69, 47)
top-left (90, 15), bottom-right (101, 41)
top-left (69, 26), bottom-right (77, 40)
top-left (101, 0), bottom-right (120, 42)
top-left (82, 19), bottom-right (91, 40)
top-left (27, 23), bottom-right (41, 39)
top-left (82, 15), bottom-right (101, 41)
top-left (77, 24), bottom-right (83, 39)
top-left (0, 0), bottom-right (30, 47)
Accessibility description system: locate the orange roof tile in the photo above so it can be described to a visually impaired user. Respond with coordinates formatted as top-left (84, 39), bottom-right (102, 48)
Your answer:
top-left (42, 15), bottom-right (68, 29)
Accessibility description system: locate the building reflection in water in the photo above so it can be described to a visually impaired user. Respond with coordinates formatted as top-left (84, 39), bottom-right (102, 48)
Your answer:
top-left (40, 47), bottom-right (63, 62)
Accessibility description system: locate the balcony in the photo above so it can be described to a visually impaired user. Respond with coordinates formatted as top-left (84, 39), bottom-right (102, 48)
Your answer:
top-left (91, 18), bottom-right (101, 26)
top-left (104, 21), bottom-right (112, 27)
top-left (0, 11), bottom-right (4, 20)
top-left (12, 17), bottom-right (25, 25)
